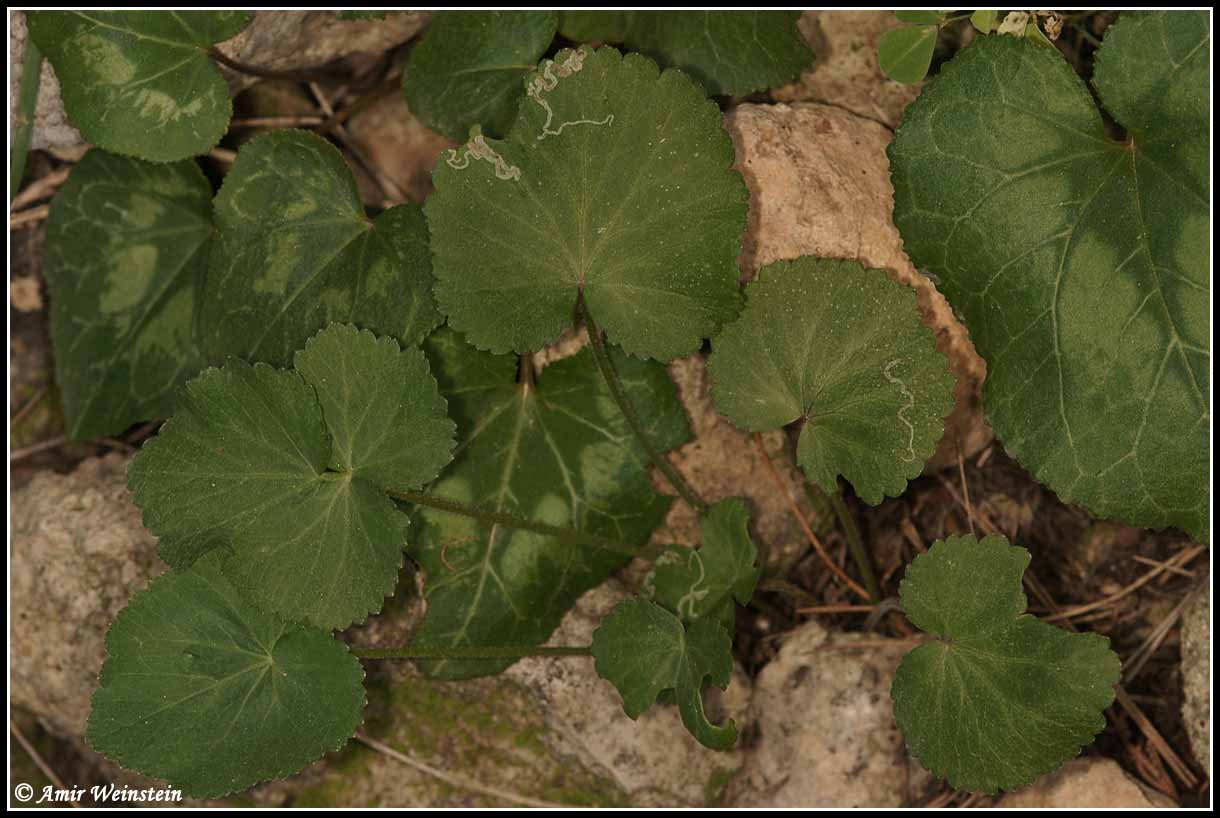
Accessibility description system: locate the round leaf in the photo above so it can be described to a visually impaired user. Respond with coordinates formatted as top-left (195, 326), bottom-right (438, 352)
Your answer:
top-left (425, 45), bottom-right (748, 361)
top-left (26, 11), bottom-right (250, 161)
top-left (403, 11), bottom-right (559, 141)
top-left (42, 150), bottom-right (211, 440)
top-left (129, 324), bottom-right (455, 629)
top-left (892, 535), bottom-right (1121, 793)
top-left (201, 130), bottom-right (440, 367)
top-left (877, 24), bottom-right (938, 84)
top-left (889, 15), bottom-right (1209, 542)
top-left (648, 497), bottom-right (760, 625)
top-left (86, 554), bottom-right (365, 798)
top-left (708, 257), bottom-right (955, 505)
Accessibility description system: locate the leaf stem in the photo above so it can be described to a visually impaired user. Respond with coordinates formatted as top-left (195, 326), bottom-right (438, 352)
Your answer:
top-left (389, 489), bottom-right (660, 560)
top-left (578, 295), bottom-right (707, 514)
top-left (813, 482), bottom-right (881, 603)
top-left (11, 37), bottom-right (42, 201)
top-left (352, 644), bottom-right (591, 661)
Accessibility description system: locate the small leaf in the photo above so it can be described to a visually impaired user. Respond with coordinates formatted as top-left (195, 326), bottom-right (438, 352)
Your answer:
top-left (86, 553), bottom-right (365, 798)
top-left (403, 11), bottom-right (559, 141)
top-left (425, 46), bottom-right (747, 361)
top-left (592, 598), bottom-right (737, 750)
top-left (970, 9), bottom-right (997, 33)
top-left (43, 149), bottom-right (210, 440)
top-left (26, 11), bottom-right (250, 161)
top-left (129, 324), bottom-right (455, 629)
top-left (200, 130), bottom-right (440, 367)
top-left (877, 24), bottom-right (938, 84)
top-left (407, 328), bottom-right (690, 679)
top-left (649, 497), bottom-right (760, 626)
top-left (708, 257), bottom-right (955, 505)
top-left (894, 11), bottom-right (946, 26)
top-left (892, 535), bottom-right (1121, 793)
top-left (890, 14), bottom-right (1210, 542)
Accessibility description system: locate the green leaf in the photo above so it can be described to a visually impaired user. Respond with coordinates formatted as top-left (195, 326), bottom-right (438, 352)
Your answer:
top-left (889, 14), bottom-right (1210, 542)
top-left (425, 46), bottom-right (747, 361)
top-left (892, 534), bottom-right (1121, 793)
top-left (26, 11), bottom-right (249, 161)
top-left (129, 324), bottom-right (455, 629)
top-left (970, 9), bottom-right (998, 33)
top-left (200, 129), bottom-right (440, 367)
top-left (403, 11), bottom-right (559, 142)
top-left (895, 11), bottom-right (946, 26)
top-left (407, 328), bottom-right (690, 679)
top-left (42, 149), bottom-right (211, 440)
top-left (86, 553), bottom-right (365, 798)
top-left (616, 11), bottom-right (812, 97)
top-left (592, 597), bottom-right (737, 750)
top-left (708, 257), bottom-right (955, 505)
top-left (648, 497), bottom-right (760, 626)
top-left (877, 24), bottom-right (938, 84)
top-left (557, 11), bottom-right (632, 43)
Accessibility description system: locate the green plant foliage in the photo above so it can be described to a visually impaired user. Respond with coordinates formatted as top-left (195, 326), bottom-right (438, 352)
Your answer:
top-left (128, 324), bottom-right (455, 629)
top-left (708, 257), bottom-right (955, 504)
top-left (403, 11), bottom-right (559, 142)
top-left (877, 23), bottom-right (938, 84)
top-left (407, 329), bottom-right (690, 679)
top-left (426, 46), bottom-right (747, 361)
top-left (891, 534), bottom-right (1121, 793)
top-left (42, 150), bottom-right (210, 440)
top-left (971, 9), bottom-right (998, 33)
top-left (200, 130), bottom-right (440, 367)
top-left (557, 11), bottom-right (811, 96)
top-left (890, 13), bottom-right (1210, 542)
top-left (592, 597), bottom-right (737, 750)
top-left (648, 497), bottom-right (760, 627)
top-left (26, 11), bottom-right (249, 161)
top-left (86, 553), bottom-right (365, 798)
top-left (894, 11), bottom-right (945, 26)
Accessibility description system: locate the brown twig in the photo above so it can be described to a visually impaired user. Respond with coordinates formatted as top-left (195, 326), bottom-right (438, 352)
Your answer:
top-left (11, 723), bottom-right (78, 807)
top-left (11, 385), bottom-right (48, 428)
top-left (1043, 546), bottom-right (1204, 623)
top-left (753, 434), bottom-right (870, 601)
top-left (11, 166), bottom-right (71, 210)
top-left (10, 204), bottom-right (49, 229)
top-left (308, 81), bottom-right (409, 205)
top-left (10, 434), bottom-right (67, 462)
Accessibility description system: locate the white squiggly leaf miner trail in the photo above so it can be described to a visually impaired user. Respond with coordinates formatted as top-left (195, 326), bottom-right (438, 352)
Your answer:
top-left (883, 357), bottom-right (917, 462)
top-left (527, 48), bottom-right (614, 141)
top-left (444, 133), bottom-right (520, 181)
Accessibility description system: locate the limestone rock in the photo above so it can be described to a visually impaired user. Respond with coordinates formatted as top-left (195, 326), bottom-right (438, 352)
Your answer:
top-left (996, 757), bottom-right (1176, 808)
top-left (508, 581), bottom-right (749, 807)
top-left (9, 11), bottom-right (84, 158)
top-left (725, 101), bottom-right (991, 472)
top-left (1179, 584), bottom-right (1210, 773)
top-left (729, 619), bottom-right (912, 807)
top-left (9, 454), bottom-right (166, 738)
top-left (772, 11), bottom-right (921, 130)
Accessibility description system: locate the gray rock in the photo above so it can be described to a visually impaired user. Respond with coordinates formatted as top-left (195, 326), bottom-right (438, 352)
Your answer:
top-left (729, 619), bottom-right (911, 807)
top-left (10, 454), bottom-right (165, 738)
top-left (1180, 583), bottom-right (1210, 773)
top-left (996, 757), bottom-right (1175, 808)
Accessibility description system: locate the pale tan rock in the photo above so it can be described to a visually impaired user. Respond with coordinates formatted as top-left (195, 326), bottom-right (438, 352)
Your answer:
top-left (996, 757), bottom-right (1176, 808)
top-left (508, 581), bottom-right (748, 807)
top-left (772, 11), bottom-right (920, 130)
top-left (10, 454), bottom-right (166, 738)
top-left (729, 619), bottom-right (913, 807)
top-left (726, 101), bottom-right (991, 472)
top-left (650, 354), bottom-right (818, 573)
top-left (9, 11), bottom-right (84, 157)
top-left (1179, 584), bottom-right (1210, 773)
